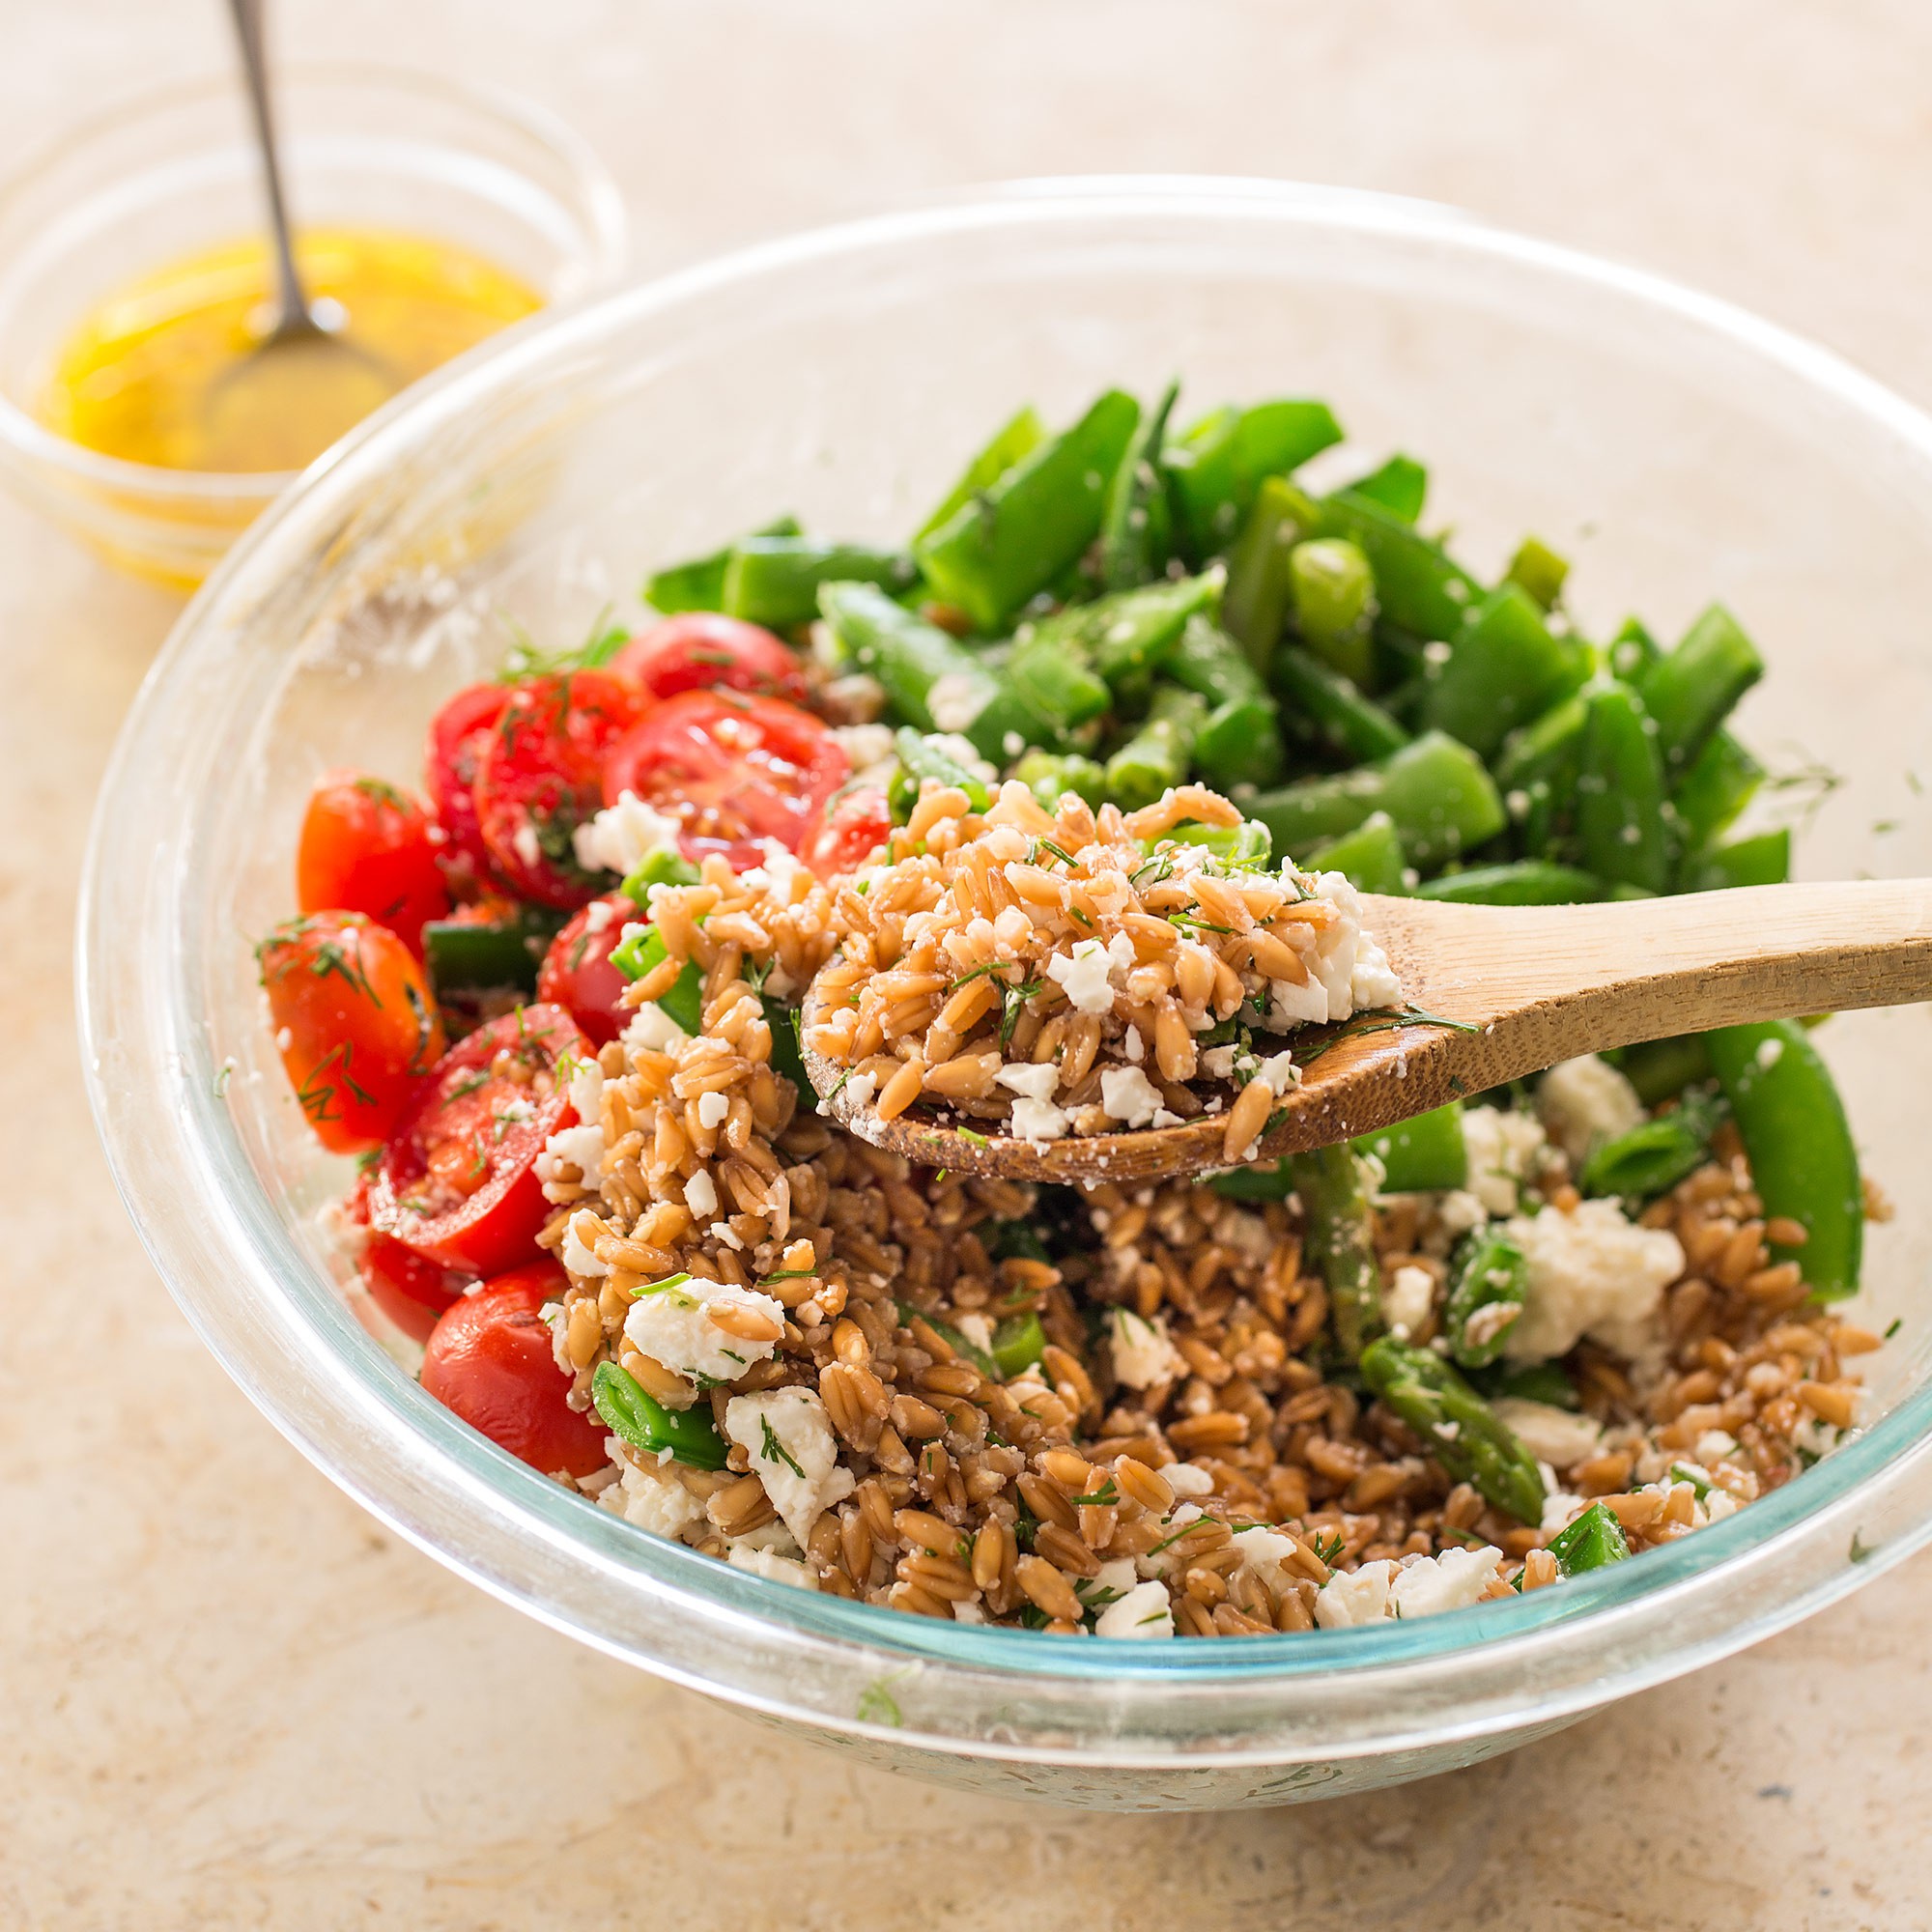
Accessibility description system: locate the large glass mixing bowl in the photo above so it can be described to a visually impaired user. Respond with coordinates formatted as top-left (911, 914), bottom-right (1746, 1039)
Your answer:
top-left (79, 180), bottom-right (1932, 1811)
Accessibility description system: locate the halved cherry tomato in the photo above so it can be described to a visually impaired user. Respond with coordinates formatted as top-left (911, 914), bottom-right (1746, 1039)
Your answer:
top-left (420, 1262), bottom-right (608, 1477)
top-left (601, 690), bottom-right (849, 870)
top-left (360, 1229), bottom-right (474, 1344)
top-left (366, 1004), bottom-right (587, 1273)
top-left (423, 683), bottom-right (512, 885)
top-left (474, 671), bottom-right (647, 908)
top-left (535, 893), bottom-right (637, 1046)
top-left (609, 612), bottom-right (810, 705)
top-left (798, 784), bottom-right (892, 880)
top-left (297, 769), bottom-right (450, 955)
top-left (259, 911), bottom-right (444, 1154)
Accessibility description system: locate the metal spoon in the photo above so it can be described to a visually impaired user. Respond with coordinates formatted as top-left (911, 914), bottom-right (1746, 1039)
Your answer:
top-left (801, 878), bottom-right (1932, 1183)
top-left (201, 0), bottom-right (398, 469)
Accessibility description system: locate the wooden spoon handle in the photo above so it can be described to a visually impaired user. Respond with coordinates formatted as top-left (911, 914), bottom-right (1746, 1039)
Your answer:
top-left (1368, 878), bottom-right (1932, 1051)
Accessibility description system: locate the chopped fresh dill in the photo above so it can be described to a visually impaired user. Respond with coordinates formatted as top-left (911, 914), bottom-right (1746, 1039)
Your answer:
top-left (758, 1416), bottom-right (806, 1478)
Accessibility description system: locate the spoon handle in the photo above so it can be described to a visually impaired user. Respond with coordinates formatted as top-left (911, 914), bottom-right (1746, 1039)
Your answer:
top-left (1368, 877), bottom-right (1932, 1046)
top-left (224, 0), bottom-right (309, 333)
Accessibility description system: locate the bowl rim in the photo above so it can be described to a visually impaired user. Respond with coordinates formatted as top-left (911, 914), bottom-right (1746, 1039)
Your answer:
top-left (78, 175), bottom-right (1932, 1765)
top-left (0, 59), bottom-right (628, 503)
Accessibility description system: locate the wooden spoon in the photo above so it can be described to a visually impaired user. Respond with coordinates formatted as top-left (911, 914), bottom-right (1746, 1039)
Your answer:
top-left (800, 879), bottom-right (1932, 1184)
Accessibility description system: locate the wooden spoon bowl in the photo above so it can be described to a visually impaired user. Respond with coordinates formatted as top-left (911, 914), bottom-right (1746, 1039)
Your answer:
top-left (800, 879), bottom-right (1932, 1184)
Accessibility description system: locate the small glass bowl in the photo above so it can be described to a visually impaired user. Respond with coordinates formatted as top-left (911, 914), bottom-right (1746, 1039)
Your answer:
top-left (0, 65), bottom-right (625, 590)
top-left (79, 180), bottom-right (1932, 1811)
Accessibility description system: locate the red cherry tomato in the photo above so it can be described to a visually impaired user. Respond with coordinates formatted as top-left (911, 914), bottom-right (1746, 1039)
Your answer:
top-left (601, 690), bottom-right (849, 870)
top-left (420, 1262), bottom-right (608, 1478)
top-left (423, 683), bottom-right (512, 885)
top-left (798, 785), bottom-right (892, 880)
top-left (535, 893), bottom-right (637, 1046)
top-left (609, 612), bottom-right (810, 705)
top-left (473, 671), bottom-right (647, 908)
top-left (366, 1004), bottom-right (589, 1273)
top-left (297, 769), bottom-right (450, 955)
top-left (258, 912), bottom-right (445, 1154)
top-left (360, 1230), bottom-right (473, 1344)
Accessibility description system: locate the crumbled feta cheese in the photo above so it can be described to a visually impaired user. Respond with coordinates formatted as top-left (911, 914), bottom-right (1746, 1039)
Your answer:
top-left (1109, 1307), bottom-right (1182, 1388)
top-left (623, 1275), bottom-right (785, 1383)
top-left (1542, 1490), bottom-right (1586, 1533)
top-left (683, 1169), bottom-right (720, 1220)
top-left (1390, 1545), bottom-right (1504, 1618)
top-left (1164, 1463), bottom-right (1215, 1497)
top-left (1702, 1488), bottom-right (1740, 1522)
top-left (1314, 1558), bottom-right (1397, 1629)
top-left (1094, 1578), bottom-right (1175, 1637)
top-left (1230, 1524), bottom-right (1303, 1596)
top-left (1382, 1263), bottom-right (1435, 1340)
top-left (726, 1543), bottom-right (819, 1591)
top-left (829, 723), bottom-right (895, 775)
top-left (1350, 933), bottom-right (1403, 1013)
top-left (582, 898), bottom-right (617, 935)
top-left (1009, 1096), bottom-right (1070, 1143)
top-left (1755, 1036), bottom-right (1785, 1070)
top-left (1100, 1065), bottom-right (1166, 1128)
top-left (573, 789), bottom-right (683, 877)
top-left (724, 1387), bottom-right (856, 1546)
top-left (1503, 1199), bottom-right (1685, 1361)
top-left (925, 672), bottom-right (985, 734)
top-left (997, 1062), bottom-right (1061, 1103)
top-left (1695, 1428), bottom-right (1739, 1463)
top-left (1199, 1043), bottom-right (1236, 1080)
top-left (1491, 1397), bottom-right (1604, 1468)
top-left (1461, 1105), bottom-right (1549, 1217)
top-left (621, 994), bottom-right (688, 1054)
top-left (562, 1208), bottom-right (610, 1278)
top-left (696, 1090), bottom-right (730, 1130)
top-left (605, 1460), bottom-right (706, 1541)
top-left (1432, 1189), bottom-right (1490, 1240)
top-left (952, 1598), bottom-right (987, 1623)
top-left (1538, 1054), bottom-right (1646, 1166)
top-left (537, 1122), bottom-right (606, 1187)
top-left (1460, 1299), bottom-right (1521, 1354)
top-left (1045, 936), bottom-right (1126, 1015)
top-left (1251, 1050), bottom-right (1299, 1096)
top-left (954, 1312), bottom-right (995, 1352)
top-left (274, 1026), bottom-right (293, 1052)
top-left (512, 822), bottom-right (542, 869)
top-left (992, 904), bottom-right (1034, 952)
top-left (1264, 975), bottom-right (1331, 1029)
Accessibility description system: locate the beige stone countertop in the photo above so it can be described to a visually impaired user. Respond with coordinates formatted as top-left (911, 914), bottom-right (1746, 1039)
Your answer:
top-left (8, 2), bottom-right (1932, 1923)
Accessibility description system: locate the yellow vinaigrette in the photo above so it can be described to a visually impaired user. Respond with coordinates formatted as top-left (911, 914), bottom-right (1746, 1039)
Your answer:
top-left (41, 228), bottom-right (540, 474)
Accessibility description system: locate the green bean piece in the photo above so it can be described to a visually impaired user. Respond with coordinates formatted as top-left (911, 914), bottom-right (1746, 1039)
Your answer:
top-left (1494, 694), bottom-right (1586, 860)
top-left (1166, 397), bottom-right (1343, 558)
top-left (1099, 381), bottom-right (1179, 591)
top-left (619, 847), bottom-right (702, 903)
top-left (1156, 818), bottom-right (1273, 867)
top-left (1288, 536), bottom-right (1377, 686)
top-left (1635, 603), bottom-right (1766, 778)
top-left (1248, 730), bottom-right (1506, 871)
top-left (1546, 1500), bottom-right (1632, 1576)
top-left (1347, 453), bottom-right (1428, 524)
top-left (610, 922), bottom-right (706, 1035)
top-left (644, 515), bottom-right (800, 613)
top-left (916, 405), bottom-right (1046, 541)
top-left (889, 729), bottom-right (992, 822)
top-left (817, 581), bottom-right (987, 731)
top-left (1165, 612), bottom-right (1284, 785)
top-left (1355, 1100), bottom-right (1468, 1194)
top-left (722, 538), bottom-right (916, 629)
top-left (980, 1219), bottom-right (1052, 1264)
top-left (1671, 727), bottom-right (1764, 849)
top-left (1419, 582), bottom-right (1588, 759)
top-left (1316, 488), bottom-right (1480, 643)
top-left (1578, 1094), bottom-right (1721, 1201)
top-left (1105, 684), bottom-right (1208, 810)
top-left (1618, 1033), bottom-right (1715, 1108)
top-left (1012, 750), bottom-right (1108, 810)
top-left (1505, 536), bottom-right (1570, 612)
top-left (1293, 1144), bottom-right (1384, 1361)
top-left (1606, 615), bottom-right (1662, 682)
top-left (1224, 476), bottom-right (1319, 665)
top-left (1706, 1021), bottom-right (1862, 1300)
top-left (1413, 861), bottom-right (1607, 906)
top-left (1032, 571), bottom-right (1222, 689)
top-left (1301, 812), bottom-right (1408, 895)
top-left (1575, 678), bottom-right (1670, 894)
top-left (1443, 1227), bottom-right (1528, 1368)
top-left (915, 389), bottom-right (1141, 633)
top-left (1679, 827), bottom-right (1791, 894)
top-left (1478, 1360), bottom-right (1580, 1410)
top-left (1271, 645), bottom-right (1411, 765)
top-left (1358, 1338), bottom-right (1547, 1524)
top-left (591, 1361), bottom-right (729, 1470)
top-left (1004, 627), bottom-right (1114, 733)
top-left (421, 906), bottom-right (563, 995)
top-left (990, 1311), bottom-right (1048, 1378)
top-left (1208, 1160), bottom-right (1293, 1203)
